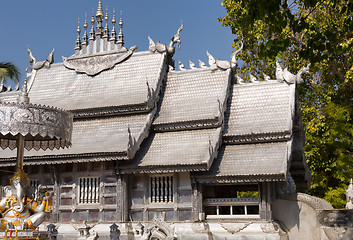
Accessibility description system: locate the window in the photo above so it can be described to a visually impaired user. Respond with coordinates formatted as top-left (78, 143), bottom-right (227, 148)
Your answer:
top-left (203, 184), bottom-right (260, 218)
top-left (78, 177), bottom-right (100, 204)
top-left (150, 175), bottom-right (173, 203)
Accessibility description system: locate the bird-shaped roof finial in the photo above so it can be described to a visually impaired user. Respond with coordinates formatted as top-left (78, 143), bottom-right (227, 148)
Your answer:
top-left (199, 60), bottom-right (207, 69)
top-left (206, 51), bottom-right (216, 66)
top-left (178, 61), bottom-right (186, 71)
top-left (189, 60), bottom-right (197, 69)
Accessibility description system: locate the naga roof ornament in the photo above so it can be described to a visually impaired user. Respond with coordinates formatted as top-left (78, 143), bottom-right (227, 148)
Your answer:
top-left (148, 20), bottom-right (183, 57)
top-left (189, 60), bottom-right (197, 69)
top-left (276, 61), bottom-right (310, 84)
top-left (206, 42), bottom-right (243, 71)
top-left (178, 61), bottom-right (186, 71)
top-left (235, 59), bottom-right (310, 85)
top-left (27, 48), bottom-right (55, 71)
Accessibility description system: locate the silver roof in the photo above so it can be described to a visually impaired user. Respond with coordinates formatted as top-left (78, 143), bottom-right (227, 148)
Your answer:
top-left (120, 127), bottom-right (222, 173)
top-left (153, 69), bottom-right (231, 131)
top-left (27, 51), bottom-right (166, 113)
top-left (195, 141), bottom-right (291, 182)
top-left (0, 43), bottom-right (308, 184)
top-left (0, 91), bottom-right (20, 103)
top-left (224, 82), bottom-right (295, 143)
top-left (0, 111), bottom-right (155, 165)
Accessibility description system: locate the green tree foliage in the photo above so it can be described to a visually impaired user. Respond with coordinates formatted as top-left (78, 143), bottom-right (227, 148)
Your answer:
top-left (0, 62), bottom-right (20, 84)
top-left (219, 0), bottom-right (353, 208)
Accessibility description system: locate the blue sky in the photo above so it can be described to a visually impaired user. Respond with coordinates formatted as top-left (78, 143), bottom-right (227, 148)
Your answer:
top-left (1, 0), bottom-right (236, 86)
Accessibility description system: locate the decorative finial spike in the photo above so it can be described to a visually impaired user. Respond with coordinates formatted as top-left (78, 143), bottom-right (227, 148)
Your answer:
top-left (91, 9), bottom-right (95, 25)
top-left (82, 13), bottom-right (89, 49)
top-left (112, 9), bottom-right (116, 25)
top-left (189, 60), bottom-right (197, 69)
top-left (95, 0), bottom-right (104, 38)
top-left (77, 18), bottom-right (81, 34)
top-left (119, 11), bottom-right (123, 28)
top-left (103, 6), bottom-right (110, 40)
top-left (250, 74), bottom-right (258, 83)
top-left (105, 6), bottom-right (109, 22)
top-left (110, 8), bottom-right (117, 44)
top-left (22, 80), bottom-right (28, 92)
top-left (96, 0), bottom-right (104, 18)
top-left (117, 11), bottom-right (124, 49)
top-left (84, 13), bottom-right (88, 29)
top-left (178, 61), bottom-right (186, 71)
top-left (75, 18), bottom-right (82, 53)
top-left (89, 9), bottom-right (96, 41)
top-left (199, 60), bottom-right (207, 69)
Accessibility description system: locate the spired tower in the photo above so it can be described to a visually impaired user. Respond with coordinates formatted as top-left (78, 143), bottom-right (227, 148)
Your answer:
top-left (5, 1), bottom-right (347, 240)
top-left (74, 0), bottom-right (125, 56)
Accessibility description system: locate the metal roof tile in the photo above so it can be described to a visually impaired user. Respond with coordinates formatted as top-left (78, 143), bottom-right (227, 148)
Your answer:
top-left (27, 51), bottom-right (166, 112)
top-left (153, 69), bottom-right (231, 130)
top-left (224, 82), bottom-right (295, 138)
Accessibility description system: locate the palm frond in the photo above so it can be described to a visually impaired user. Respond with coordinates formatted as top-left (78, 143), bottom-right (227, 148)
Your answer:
top-left (0, 61), bottom-right (20, 83)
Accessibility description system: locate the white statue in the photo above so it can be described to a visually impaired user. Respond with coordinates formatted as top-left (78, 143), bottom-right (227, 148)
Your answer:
top-left (0, 167), bottom-right (52, 230)
top-left (345, 179), bottom-right (353, 209)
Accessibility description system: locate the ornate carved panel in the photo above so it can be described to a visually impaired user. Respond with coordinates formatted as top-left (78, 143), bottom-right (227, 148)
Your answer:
top-left (62, 47), bottom-right (136, 76)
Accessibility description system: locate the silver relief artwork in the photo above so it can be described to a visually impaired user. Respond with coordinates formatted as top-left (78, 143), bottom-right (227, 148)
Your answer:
top-left (62, 45), bottom-right (137, 76)
top-left (0, 103), bottom-right (72, 150)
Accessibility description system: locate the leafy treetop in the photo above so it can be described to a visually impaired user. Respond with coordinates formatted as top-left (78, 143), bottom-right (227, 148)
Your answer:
top-left (219, 0), bottom-right (353, 208)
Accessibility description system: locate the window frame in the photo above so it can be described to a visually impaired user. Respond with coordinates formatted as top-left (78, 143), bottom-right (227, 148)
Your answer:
top-left (203, 184), bottom-right (260, 219)
top-left (77, 176), bottom-right (101, 205)
top-left (149, 174), bottom-right (174, 204)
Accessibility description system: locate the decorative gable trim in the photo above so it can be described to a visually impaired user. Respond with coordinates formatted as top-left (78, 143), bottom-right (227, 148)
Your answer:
top-left (223, 131), bottom-right (292, 144)
top-left (62, 46), bottom-right (137, 76)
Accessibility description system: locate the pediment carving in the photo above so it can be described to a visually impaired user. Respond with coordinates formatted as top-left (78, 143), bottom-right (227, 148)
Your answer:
top-left (62, 46), bottom-right (136, 76)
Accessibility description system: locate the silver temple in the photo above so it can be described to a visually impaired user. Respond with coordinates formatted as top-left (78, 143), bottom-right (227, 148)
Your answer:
top-left (0, 0), bottom-right (347, 239)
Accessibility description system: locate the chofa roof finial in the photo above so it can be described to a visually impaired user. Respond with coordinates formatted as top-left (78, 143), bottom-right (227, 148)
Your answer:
top-left (75, 18), bottom-right (82, 53)
top-left (117, 11), bottom-right (124, 49)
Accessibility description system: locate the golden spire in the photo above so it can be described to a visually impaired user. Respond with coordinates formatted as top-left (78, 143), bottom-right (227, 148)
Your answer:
top-left (96, 0), bottom-right (104, 18)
